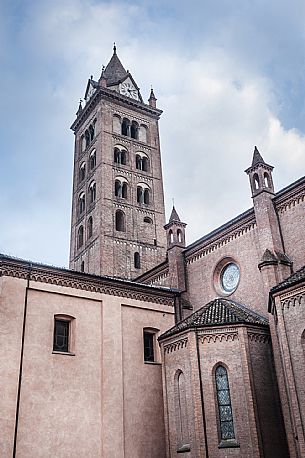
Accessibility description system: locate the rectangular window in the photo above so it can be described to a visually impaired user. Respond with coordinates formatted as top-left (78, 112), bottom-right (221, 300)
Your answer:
top-left (53, 319), bottom-right (69, 352)
top-left (144, 331), bottom-right (154, 362)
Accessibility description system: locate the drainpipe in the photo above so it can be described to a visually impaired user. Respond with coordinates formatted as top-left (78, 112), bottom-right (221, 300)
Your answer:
top-left (13, 262), bottom-right (32, 458)
top-left (195, 329), bottom-right (209, 458)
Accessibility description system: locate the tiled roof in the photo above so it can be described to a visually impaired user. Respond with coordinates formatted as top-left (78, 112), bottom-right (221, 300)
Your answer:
top-left (271, 265), bottom-right (305, 294)
top-left (159, 298), bottom-right (268, 340)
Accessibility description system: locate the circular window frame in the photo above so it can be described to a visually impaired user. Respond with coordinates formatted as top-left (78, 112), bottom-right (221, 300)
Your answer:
top-left (213, 257), bottom-right (240, 296)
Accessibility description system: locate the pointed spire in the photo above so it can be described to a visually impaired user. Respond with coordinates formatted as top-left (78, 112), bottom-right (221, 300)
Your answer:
top-left (148, 87), bottom-right (157, 108)
top-left (76, 99), bottom-right (83, 116)
top-left (169, 205), bottom-right (181, 223)
top-left (103, 44), bottom-right (127, 86)
top-left (252, 146), bottom-right (266, 167)
top-left (99, 65), bottom-right (107, 88)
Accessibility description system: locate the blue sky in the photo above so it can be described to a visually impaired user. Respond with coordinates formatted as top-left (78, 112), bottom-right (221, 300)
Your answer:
top-left (1, 0), bottom-right (305, 267)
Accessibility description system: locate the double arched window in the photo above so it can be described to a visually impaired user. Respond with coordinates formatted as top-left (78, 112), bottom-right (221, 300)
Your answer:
top-left (215, 365), bottom-right (235, 441)
top-left (113, 114), bottom-right (148, 142)
top-left (121, 118), bottom-right (139, 139)
top-left (115, 178), bottom-right (128, 199)
top-left (114, 146), bottom-right (127, 165)
top-left (78, 193), bottom-right (85, 215)
top-left (80, 120), bottom-right (96, 152)
top-left (115, 210), bottom-right (126, 232)
top-left (137, 185), bottom-right (150, 205)
top-left (136, 153), bottom-right (149, 172)
top-left (89, 181), bottom-right (96, 204)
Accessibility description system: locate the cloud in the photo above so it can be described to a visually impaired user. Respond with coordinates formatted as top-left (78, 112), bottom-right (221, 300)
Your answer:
top-left (0, 0), bottom-right (305, 265)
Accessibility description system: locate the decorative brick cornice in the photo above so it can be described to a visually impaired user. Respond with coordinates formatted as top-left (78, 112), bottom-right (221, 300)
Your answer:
top-left (186, 219), bottom-right (256, 265)
top-left (281, 289), bottom-right (305, 310)
top-left (164, 337), bottom-right (188, 353)
top-left (199, 332), bottom-right (238, 344)
top-left (0, 256), bottom-right (176, 306)
top-left (197, 328), bottom-right (239, 344)
top-left (276, 190), bottom-right (305, 213)
top-left (247, 331), bottom-right (271, 343)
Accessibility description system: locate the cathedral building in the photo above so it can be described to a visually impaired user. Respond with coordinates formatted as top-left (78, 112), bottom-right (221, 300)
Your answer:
top-left (1, 47), bottom-right (305, 458)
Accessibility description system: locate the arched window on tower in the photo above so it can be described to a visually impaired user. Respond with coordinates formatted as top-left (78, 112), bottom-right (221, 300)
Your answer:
top-left (89, 124), bottom-right (95, 142)
top-left (79, 193), bottom-right (85, 215)
top-left (136, 154), bottom-right (142, 170)
top-left (80, 261), bottom-right (85, 272)
top-left (264, 172), bottom-right (271, 188)
top-left (144, 188), bottom-right (149, 204)
top-left (89, 181), bottom-right (96, 204)
top-left (79, 162), bottom-right (86, 182)
top-left (87, 216), bottom-right (93, 239)
top-left (134, 252), bottom-right (141, 269)
top-left (89, 149), bottom-right (96, 170)
top-left (85, 130), bottom-right (90, 148)
top-left (215, 365), bottom-right (236, 441)
top-left (77, 225), bottom-right (84, 248)
top-left (81, 135), bottom-right (86, 153)
top-left (114, 147), bottom-right (127, 165)
top-left (131, 121), bottom-right (139, 140)
top-left (115, 210), bottom-right (126, 232)
top-left (253, 173), bottom-right (259, 190)
top-left (136, 153), bottom-right (149, 172)
top-left (177, 229), bottom-right (183, 243)
top-left (122, 118), bottom-right (130, 137)
top-left (115, 179), bottom-right (128, 199)
top-left (144, 216), bottom-right (153, 224)
top-left (169, 229), bottom-right (174, 244)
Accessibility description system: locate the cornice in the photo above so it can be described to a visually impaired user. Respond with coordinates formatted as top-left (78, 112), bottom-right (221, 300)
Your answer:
top-left (0, 256), bottom-right (176, 306)
top-left (71, 88), bottom-right (162, 132)
top-left (186, 217), bottom-right (256, 264)
top-left (163, 337), bottom-right (188, 353)
top-left (280, 287), bottom-right (305, 310)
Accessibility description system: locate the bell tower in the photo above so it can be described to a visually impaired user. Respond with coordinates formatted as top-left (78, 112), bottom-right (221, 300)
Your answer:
top-left (69, 45), bottom-right (167, 279)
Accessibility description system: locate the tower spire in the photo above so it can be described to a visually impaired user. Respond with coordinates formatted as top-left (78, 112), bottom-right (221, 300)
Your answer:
top-left (113, 42), bottom-right (117, 54)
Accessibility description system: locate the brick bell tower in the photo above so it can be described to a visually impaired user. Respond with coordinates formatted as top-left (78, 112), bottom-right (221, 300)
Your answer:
top-left (69, 45), bottom-right (167, 279)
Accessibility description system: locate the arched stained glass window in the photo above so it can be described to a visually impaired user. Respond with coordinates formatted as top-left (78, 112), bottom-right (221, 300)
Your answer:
top-left (215, 365), bottom-right (235, 440)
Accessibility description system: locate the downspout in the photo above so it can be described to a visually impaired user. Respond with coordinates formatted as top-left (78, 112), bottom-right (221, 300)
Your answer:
top-left (13, 262), bottom-right (32, 458)
top-left (195, 329), bottom-right (209, 458)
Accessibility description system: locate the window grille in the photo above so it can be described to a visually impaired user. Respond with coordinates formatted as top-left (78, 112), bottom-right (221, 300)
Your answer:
top-left (53, 319), bottom-right (69, 352)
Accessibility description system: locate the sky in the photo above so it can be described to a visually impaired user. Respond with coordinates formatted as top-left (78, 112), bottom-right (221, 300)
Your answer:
top-left (1, 0), bottom-right (305, 267)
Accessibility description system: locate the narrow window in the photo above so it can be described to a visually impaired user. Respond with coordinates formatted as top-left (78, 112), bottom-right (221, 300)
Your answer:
top-left (53, 319), bottom-right (69, 352)
top-left (115, 210), bottom-right (125, 232)
top-left (81, 135), bottom-right (86, 152)
top-left (253, 173), bottom-right (259, 190)
top-left (177, 229), bottom-right (183, 243)
top-left (122, 118), bottom-right (130, 136)
top-left (175, 371), bottom-right (190, 451)
top-left (89, 150), bottom-right (96, 170)
top-left (80, 261), bottom-right (85, 272)
top-left (89, 182), bottom-right (96, 204)
top-left (142, 156), bottom-right (149, 172)
top-left (115, 180), bottom-right (122, 197)
top-left (77, 225), bottom-right (84, 248)
top-left (215, 365), bottom-right (235, 441)
top-left (131, 121), bottom-right (139, 140)
top-left (122, 182), bottom-right (127, 198)
top-left (264, 172), bottom-right (271, 188)
top-left (89, 124), bottom-right (95, 141)
top-left (79, 162), bottom-right (86, 182)
top-left (144, 189), bottom-right (149, 204)
top-left (79, 193), bottom-right (85, 214)
top-left (134, 252), bottom-right (140, 269)
top-left (85, 130), bottom-right (90, 148)
top-left (137, 186), bottom-right (143, 203)
top-left (143, 331), bottom-right (154, 362)
top-left (121, 150), bottom-right (127, 165)
top-left (87, 216), bottom-right (93, 239)
top-left (136, 154), bottom-right (142, 170)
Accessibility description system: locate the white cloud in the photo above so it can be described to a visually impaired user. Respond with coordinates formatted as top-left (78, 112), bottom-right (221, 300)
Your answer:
top-left (1, 0), bottom-right (305, 264)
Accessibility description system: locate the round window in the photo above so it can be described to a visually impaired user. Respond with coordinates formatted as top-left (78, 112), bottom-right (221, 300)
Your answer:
top-left (220, 263), bottom-right (240, 293)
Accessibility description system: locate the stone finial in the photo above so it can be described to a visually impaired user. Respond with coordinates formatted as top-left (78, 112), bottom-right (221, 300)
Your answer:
top-left (148, 87), bottom-right (157, 108)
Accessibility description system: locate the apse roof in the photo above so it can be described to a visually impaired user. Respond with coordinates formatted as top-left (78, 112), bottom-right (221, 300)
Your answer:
top-left (159, 298), bottom-right (268, 340)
